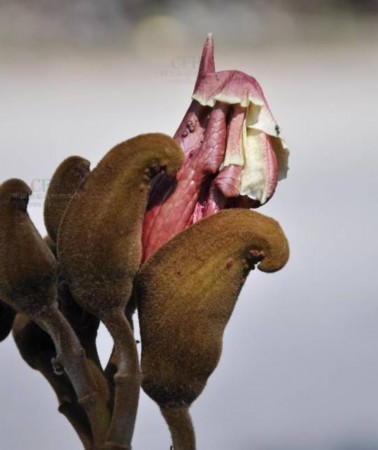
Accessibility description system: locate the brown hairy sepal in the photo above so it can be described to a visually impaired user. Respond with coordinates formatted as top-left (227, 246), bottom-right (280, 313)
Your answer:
top-left (136, 208), bottom-right (289, 450)
top-left (44, 155), bottom-right (90, 244)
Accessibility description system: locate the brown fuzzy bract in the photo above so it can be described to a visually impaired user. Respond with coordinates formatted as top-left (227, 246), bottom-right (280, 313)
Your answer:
top-left (44, 156), bottom-right (90, 243)
top-left (0, 179), bottom-right (58, 316)
top-left (58, 133), bottom-right (184, 319)
top-left (136, 209), bottom-right (289, 407)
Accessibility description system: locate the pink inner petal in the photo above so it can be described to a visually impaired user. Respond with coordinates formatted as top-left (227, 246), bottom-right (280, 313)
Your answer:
top-left (142, 36), bottom-right (288, 262)
top-left (142, 102), bottom-right (230, 261)
top-left (214, 164), bottom-right (242, 198)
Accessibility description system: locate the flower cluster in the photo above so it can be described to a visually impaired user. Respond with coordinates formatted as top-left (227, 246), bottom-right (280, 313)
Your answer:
top-left (0, 35), bottom-right (289, 450)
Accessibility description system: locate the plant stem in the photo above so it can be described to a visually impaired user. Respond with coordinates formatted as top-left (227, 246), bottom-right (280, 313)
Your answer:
top-left (102, 309), bottom-right (141, 449)
top-left (35, 306), bottom-right (110, 448)
top-left (104, 302), bottom-right (136, 408)
top-left (160, 406), bottom-right (196, 450)
top-left (13, 314), bottom-right (94, 449)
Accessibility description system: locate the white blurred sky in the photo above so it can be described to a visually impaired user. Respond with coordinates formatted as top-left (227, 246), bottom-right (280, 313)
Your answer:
top-left (1, 5), bottom-right (378, 450)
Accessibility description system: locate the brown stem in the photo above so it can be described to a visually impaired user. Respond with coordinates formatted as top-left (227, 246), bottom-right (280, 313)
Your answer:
top-left (102, 310), bottom-right (141, 450)
top-left (60, 290), bottom-right (108, 394)
top-left (12, 314), bottom-right (93, 449)
top-left (104, 299), bottom-right (137, 407)
top-left (160, 407), bottom-right (196, 450)
top-left (35, 306), bottom-right (110, 448)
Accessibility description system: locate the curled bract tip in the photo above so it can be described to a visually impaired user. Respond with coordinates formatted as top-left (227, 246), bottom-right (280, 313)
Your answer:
top-left (0, 178), bottom-right (32, 205)
top-left (0, 179), bottom-right (31, 215)
top-left (254, 223), bottom-right (290, 273)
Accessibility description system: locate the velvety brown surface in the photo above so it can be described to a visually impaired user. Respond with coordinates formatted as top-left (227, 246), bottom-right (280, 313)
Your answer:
top-left (136, 208), bottom-right (289, 408)
top-left (0, 179), bottom-right (58, 316)
top-left (57, 133), bottom-right (183, 319)
top-left (44, 156), bottom-right (90, 244)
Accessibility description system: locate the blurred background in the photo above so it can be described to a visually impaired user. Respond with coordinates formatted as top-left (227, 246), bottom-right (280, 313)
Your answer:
top-left (1, 1), bottom-right (378, 449)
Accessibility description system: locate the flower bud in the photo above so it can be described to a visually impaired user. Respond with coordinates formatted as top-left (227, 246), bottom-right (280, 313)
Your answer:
top-left (143, 34), bottom-right (289, 261)
top-left (58, 133), bottom-right (183, 318)
top-left (44, 156), bottom-right (90, 244)
top-left (136, 209), bottom-right (289, 408)
top-left (0, 179), bottom-right (58, 316)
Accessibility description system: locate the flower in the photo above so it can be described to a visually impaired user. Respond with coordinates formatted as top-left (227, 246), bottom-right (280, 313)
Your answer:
top-left (142, 33), bottom-right (289, 261)
top-left (0, 35), bottom-right (290, 450)
top-left (136, 35), bottom-right (290, 450)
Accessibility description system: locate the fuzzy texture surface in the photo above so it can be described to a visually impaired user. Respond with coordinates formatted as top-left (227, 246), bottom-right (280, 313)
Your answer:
top-left (136, 209), bottom-right (289, 408)
top-left (43, 161), bottom-right (101, 366)
top-left (57, 133), bottom-right (184, 319)
top-left (0, 179), bottom-right (58, 316)
top-left (44, 156), bottom-right (91, 244)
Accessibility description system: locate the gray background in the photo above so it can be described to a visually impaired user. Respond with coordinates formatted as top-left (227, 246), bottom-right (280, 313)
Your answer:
top-left (1, 1), bottom-right (377, 449)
